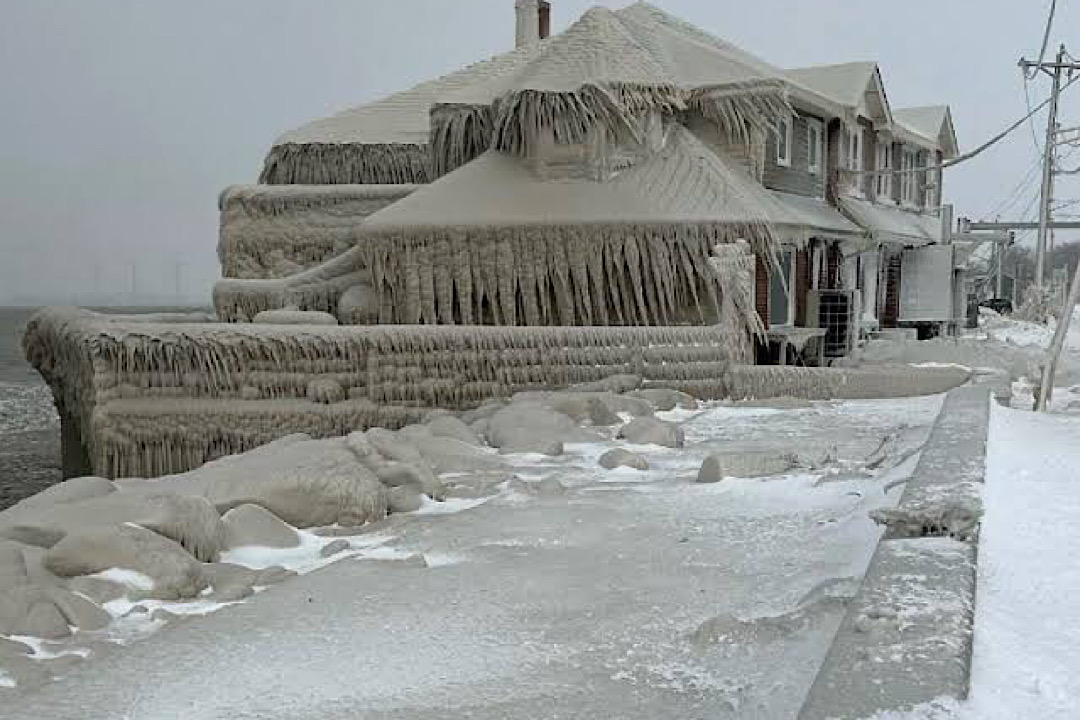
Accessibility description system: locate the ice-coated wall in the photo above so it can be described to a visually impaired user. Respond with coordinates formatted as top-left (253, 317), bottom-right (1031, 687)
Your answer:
top-left (217, 184), bottom-right (420, 279)
top-left (24, 308), bottom-right (740, 479)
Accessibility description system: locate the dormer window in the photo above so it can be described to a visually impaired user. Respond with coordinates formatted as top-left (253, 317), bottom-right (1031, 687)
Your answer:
top-left (775, 115), bottom-right (792, 167)
top-left (807, 118), bottom-right (823, 174)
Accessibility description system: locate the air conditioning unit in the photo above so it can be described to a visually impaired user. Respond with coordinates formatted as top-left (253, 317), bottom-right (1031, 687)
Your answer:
top-left (808, 289), bottom-right (861, 359)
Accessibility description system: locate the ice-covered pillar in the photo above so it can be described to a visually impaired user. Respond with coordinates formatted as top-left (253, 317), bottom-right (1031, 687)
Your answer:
top-left (515, 0), bottom-right (541, 48)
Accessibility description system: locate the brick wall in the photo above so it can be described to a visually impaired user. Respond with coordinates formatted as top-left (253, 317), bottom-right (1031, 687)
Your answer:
top-left (881, 254), bottom-right (903, 328)
top-left (795, 249), bottom-right (811, 326)
top-left (756, 254), bottom-right (770, 326)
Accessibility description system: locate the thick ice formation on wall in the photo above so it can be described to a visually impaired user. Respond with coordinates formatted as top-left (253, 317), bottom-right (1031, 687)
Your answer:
top-left (218, 185), bottom-right (419, 279)
top-left (23, 309), bottom-right (745, 479)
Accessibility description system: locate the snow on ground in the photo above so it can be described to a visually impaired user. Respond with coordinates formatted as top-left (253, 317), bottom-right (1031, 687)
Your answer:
top-left (0, 395), bottom-right (943, 719)
top-left (967, 404), bottom-right (1080, 719)
top-left (862, 402), bottom-right (1080, 720)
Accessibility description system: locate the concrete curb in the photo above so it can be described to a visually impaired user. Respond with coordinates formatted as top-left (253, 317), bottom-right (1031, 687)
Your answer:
top-left (798, 386), bottom-right (990, 720)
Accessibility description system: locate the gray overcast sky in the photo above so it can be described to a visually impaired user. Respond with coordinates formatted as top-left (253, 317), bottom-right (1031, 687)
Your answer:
top-left (1, 0), bottom-right (1077, 304)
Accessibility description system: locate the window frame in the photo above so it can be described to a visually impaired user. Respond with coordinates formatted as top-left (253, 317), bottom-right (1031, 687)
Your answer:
top-left (807, 118), bottom-right (823, 175)
top-left (900, 147), bottom-right (920, 206)
top-left (875, 139), bottom-right (893, 201)
top-left (848, 125), bottom-right (863, 171)
top-left (775, 114), bottom-right (793, 167)
top-left (768, 249), bottom-right (796, 327)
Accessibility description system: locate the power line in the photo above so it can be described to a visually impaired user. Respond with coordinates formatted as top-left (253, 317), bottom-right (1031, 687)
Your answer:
top-left (984, 153), bottom-right (1045, 217)
top-left (841, 72), bottom-right (1080, 182)
top-left (1024, 76), bottom-right (1045, 152)
top-left (1028, 0), bottom-right (1059, 79)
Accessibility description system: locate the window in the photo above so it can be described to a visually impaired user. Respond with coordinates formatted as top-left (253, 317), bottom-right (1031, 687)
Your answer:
top-left (925, 160), bottom-right (940, 209)
top-left (875, 140), bottom-right (892, 200)
top-left (775, 115), bottom-right (792, 167)
top-left (769, 250), bottom-right (795, 326)
top-left (900, 148), bottom-right (919, 205)
top-left (807, 119), bottom-right (823, 174)
top-left (847, 125), bottom-right (863, 171)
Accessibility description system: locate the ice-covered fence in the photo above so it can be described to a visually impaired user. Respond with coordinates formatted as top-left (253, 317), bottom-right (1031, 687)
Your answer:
top-left (726, 364), bottom-right (972, 401)
top-left (24, 309), bottom-right (735, 479)
top-left (217, 184), bottom-right (420, 279)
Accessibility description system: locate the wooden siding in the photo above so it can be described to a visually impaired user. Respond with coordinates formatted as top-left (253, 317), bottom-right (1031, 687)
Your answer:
top-left (764, 113), bottom-right (826, 198)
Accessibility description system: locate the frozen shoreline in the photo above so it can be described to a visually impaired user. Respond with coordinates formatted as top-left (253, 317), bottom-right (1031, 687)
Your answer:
top-left (0, 394), bottom-right (942, 718)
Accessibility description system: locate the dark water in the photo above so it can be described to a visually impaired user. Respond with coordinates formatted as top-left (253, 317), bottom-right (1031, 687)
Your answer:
top-left (0, 307), bottom-right (62, 509)
top-left (0, 307), bottom-right (211, 509)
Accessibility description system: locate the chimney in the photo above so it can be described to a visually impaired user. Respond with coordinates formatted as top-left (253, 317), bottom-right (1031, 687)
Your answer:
top-left (539, 1), bottom-right (551, 40)
top-left (516, 0), bottom-right (551, 48)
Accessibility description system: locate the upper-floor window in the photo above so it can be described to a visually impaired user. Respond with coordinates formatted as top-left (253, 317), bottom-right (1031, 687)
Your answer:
top-left (875, 140), bottom-right (892, 200)
top-left (900, 147), bottom-right (919, 205)
top-left (807, 118), bottom-right (823, 174)
top-left (775, 115), bottom-right (792, 167)
top-left (847, 125), bottom-right (863, 171)
top-left (925, 155), bottom-right (940, 208)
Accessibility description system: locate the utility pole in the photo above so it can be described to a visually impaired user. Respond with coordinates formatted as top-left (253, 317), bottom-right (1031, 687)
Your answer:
top-left (1020, 45), bottom-right (1080, 287)
top-left (1034, 46), bottom-right (1065, 287)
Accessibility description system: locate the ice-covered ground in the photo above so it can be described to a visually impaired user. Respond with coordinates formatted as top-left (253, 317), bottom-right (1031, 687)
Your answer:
top-left (1, 395), bottom-right (943, 719)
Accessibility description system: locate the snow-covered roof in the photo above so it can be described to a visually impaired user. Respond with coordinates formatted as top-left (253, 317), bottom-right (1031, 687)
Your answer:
top-left (363, 123), bottom-right (786, 229)
top-left (275, 3), bottom-right (784, 149)
top-left (784, 61), bottom-right (893, 125)
top-left (769, 190), bottom-right (864, 242)
top-left (262, 3), bottom-right (802, 183)
top-left (839, 197), bottom-right (942, 247)
top-left (785, 62), bottom-right (879, 107)
top-left (894, 105), bottom-right (959, 158)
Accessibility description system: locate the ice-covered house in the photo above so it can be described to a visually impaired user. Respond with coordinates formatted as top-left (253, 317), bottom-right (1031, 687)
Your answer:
top-left (24, 2), bottom-right (967, 480)
top-left (226, 2), bottom-right (958, 358)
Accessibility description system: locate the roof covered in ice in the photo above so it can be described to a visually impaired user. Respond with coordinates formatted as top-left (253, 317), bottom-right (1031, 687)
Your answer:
top-left (769, 190), bottom-right (864, 241)
top-left (274, 2), bottom-right (791, 149)
top-left (362, 123), bottom-right (791, 229)
top-left (785, 62), bottom-right (880, 108)
top-left (894, 105), bottom-right (959, 157)
top-left (275, 43), bottom-right (541, 148)
top-left (839, 197), bottom-right (942, 247)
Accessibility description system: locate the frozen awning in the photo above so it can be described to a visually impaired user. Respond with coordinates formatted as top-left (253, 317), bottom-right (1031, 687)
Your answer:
top-left (838, 197), bottom-right (942, 247)
top-left (769, 191), bottom-right (865, 245)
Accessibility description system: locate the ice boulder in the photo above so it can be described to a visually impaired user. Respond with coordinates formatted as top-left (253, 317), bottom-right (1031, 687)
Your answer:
top-left (627, 388), bottom-right (700, 411)
top-left (598, 448), bottom-right (650, 471)
top-left (221, 504), bottom-right (301, 550)
top-left (696, 452), bottom-right (798, 483)
top-left (487, 404), bottom-right (602, 455)
top-left (618, 417), bottom-right (685, 449)
top-left (44, 524), bottom-right (208, 601)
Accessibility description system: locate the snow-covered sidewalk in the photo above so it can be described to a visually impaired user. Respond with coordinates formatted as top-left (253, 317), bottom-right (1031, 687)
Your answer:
top-left (968, 404), bottom-right (1080, 719)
